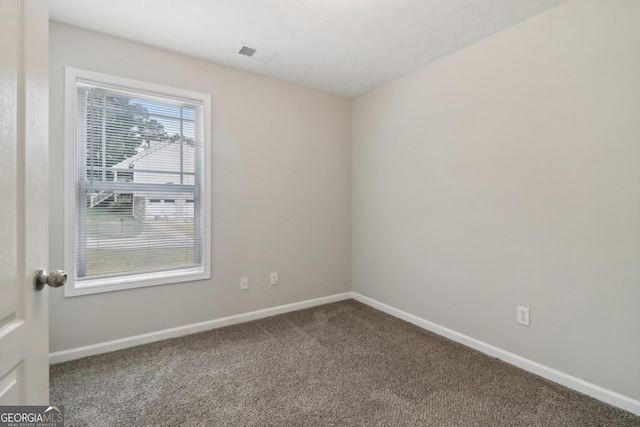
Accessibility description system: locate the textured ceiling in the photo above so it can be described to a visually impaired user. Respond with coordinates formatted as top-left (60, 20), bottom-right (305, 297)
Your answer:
top-left (49, 0), bottom-right (566, 97)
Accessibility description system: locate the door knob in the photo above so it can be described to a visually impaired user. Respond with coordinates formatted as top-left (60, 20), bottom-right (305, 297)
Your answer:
top-left (34, 268), bottom-right (67, 291)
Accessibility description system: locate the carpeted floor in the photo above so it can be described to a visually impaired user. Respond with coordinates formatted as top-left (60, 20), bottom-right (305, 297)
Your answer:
top-left (50, 300), bottom-right (640, 426)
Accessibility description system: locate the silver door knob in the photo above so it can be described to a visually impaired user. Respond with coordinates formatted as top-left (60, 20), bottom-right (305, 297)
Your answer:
top-left (34, 268), bottom-right (67, 291)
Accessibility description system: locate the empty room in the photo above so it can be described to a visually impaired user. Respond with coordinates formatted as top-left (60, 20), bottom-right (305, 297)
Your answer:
top-left (1, 0), bottom-right (639, 425)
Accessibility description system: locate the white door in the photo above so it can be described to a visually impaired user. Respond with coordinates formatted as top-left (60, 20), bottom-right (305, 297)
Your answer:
top-left (0, 0), bottom-right (51, 405)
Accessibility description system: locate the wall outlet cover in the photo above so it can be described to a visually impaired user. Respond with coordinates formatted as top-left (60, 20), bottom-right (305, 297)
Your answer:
top-left (517, 306), bottom-right (530, 326)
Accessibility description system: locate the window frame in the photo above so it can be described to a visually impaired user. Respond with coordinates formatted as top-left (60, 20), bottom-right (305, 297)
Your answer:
top-left (64, 67), bottom-right (211, 297)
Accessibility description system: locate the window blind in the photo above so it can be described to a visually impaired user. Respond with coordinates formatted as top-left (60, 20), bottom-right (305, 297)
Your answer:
top-left (75, 79), bottom-right (205, 281)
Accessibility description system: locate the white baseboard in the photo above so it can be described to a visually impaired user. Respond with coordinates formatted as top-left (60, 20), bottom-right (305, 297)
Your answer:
top-left (49, 292), bottom-right (352, 365)
top-left (352, 292), bottom-right (640, 416)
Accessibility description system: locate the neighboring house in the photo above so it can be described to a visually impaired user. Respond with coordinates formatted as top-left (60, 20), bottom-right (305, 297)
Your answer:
top-left (109, 139), bottom-right (196, 220)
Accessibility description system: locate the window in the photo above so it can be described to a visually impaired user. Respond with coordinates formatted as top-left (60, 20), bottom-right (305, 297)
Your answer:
top-left (64, 68), bottom-right (211, 296)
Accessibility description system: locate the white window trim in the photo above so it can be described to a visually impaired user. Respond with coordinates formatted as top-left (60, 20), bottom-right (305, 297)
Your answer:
top-left (64, 67), bottom-right (211, 297)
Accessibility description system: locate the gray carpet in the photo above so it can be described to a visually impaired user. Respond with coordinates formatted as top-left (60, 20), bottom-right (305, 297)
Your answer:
top-left (50, 300), bottom-right (640, 426)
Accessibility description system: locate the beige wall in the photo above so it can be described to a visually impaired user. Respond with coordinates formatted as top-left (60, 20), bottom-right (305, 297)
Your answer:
top-left (49, 22), bottom-right (352, 352)
top-left (352, 0), bottom-right (640, 400)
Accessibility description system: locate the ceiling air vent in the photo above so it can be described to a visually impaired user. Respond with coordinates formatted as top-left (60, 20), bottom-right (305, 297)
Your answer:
top-left (236, 43), bottom-right (277, 63)
top-left (238, 45), bottom-right (257, 57)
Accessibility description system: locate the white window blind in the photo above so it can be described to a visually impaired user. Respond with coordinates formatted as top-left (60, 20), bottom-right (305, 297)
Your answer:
top-left (67, 69), bottom-right (210, 295)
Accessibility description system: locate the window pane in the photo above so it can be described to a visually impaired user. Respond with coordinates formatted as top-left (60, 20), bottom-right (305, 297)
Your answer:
top-left (75, 80), bottom-right (205, 282)
top-left (78, 193), bottom-right (198, 278)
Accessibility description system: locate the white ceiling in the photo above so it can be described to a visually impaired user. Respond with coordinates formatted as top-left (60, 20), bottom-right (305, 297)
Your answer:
top-left (49, 0), bottom-right (565, 97)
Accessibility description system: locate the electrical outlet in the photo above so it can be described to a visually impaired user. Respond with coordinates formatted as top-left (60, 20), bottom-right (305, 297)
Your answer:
top-left (270, 272), bottom-right (278, 285)
top-left (240, 277), bottom-right (248, 290)
top-left (517, 306), bottom-right (530, 326)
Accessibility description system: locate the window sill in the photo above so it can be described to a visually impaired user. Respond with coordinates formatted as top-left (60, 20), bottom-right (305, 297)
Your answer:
top-left (64, 267), bottom-right (209, 297)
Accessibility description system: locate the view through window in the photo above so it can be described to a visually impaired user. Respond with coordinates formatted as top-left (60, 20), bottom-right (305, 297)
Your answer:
top-left (66, 69), bottom-right (210, 295)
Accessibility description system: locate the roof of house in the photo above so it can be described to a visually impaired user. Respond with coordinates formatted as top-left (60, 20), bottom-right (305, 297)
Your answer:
top-left (111, 140), bottom-right (179, 169)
